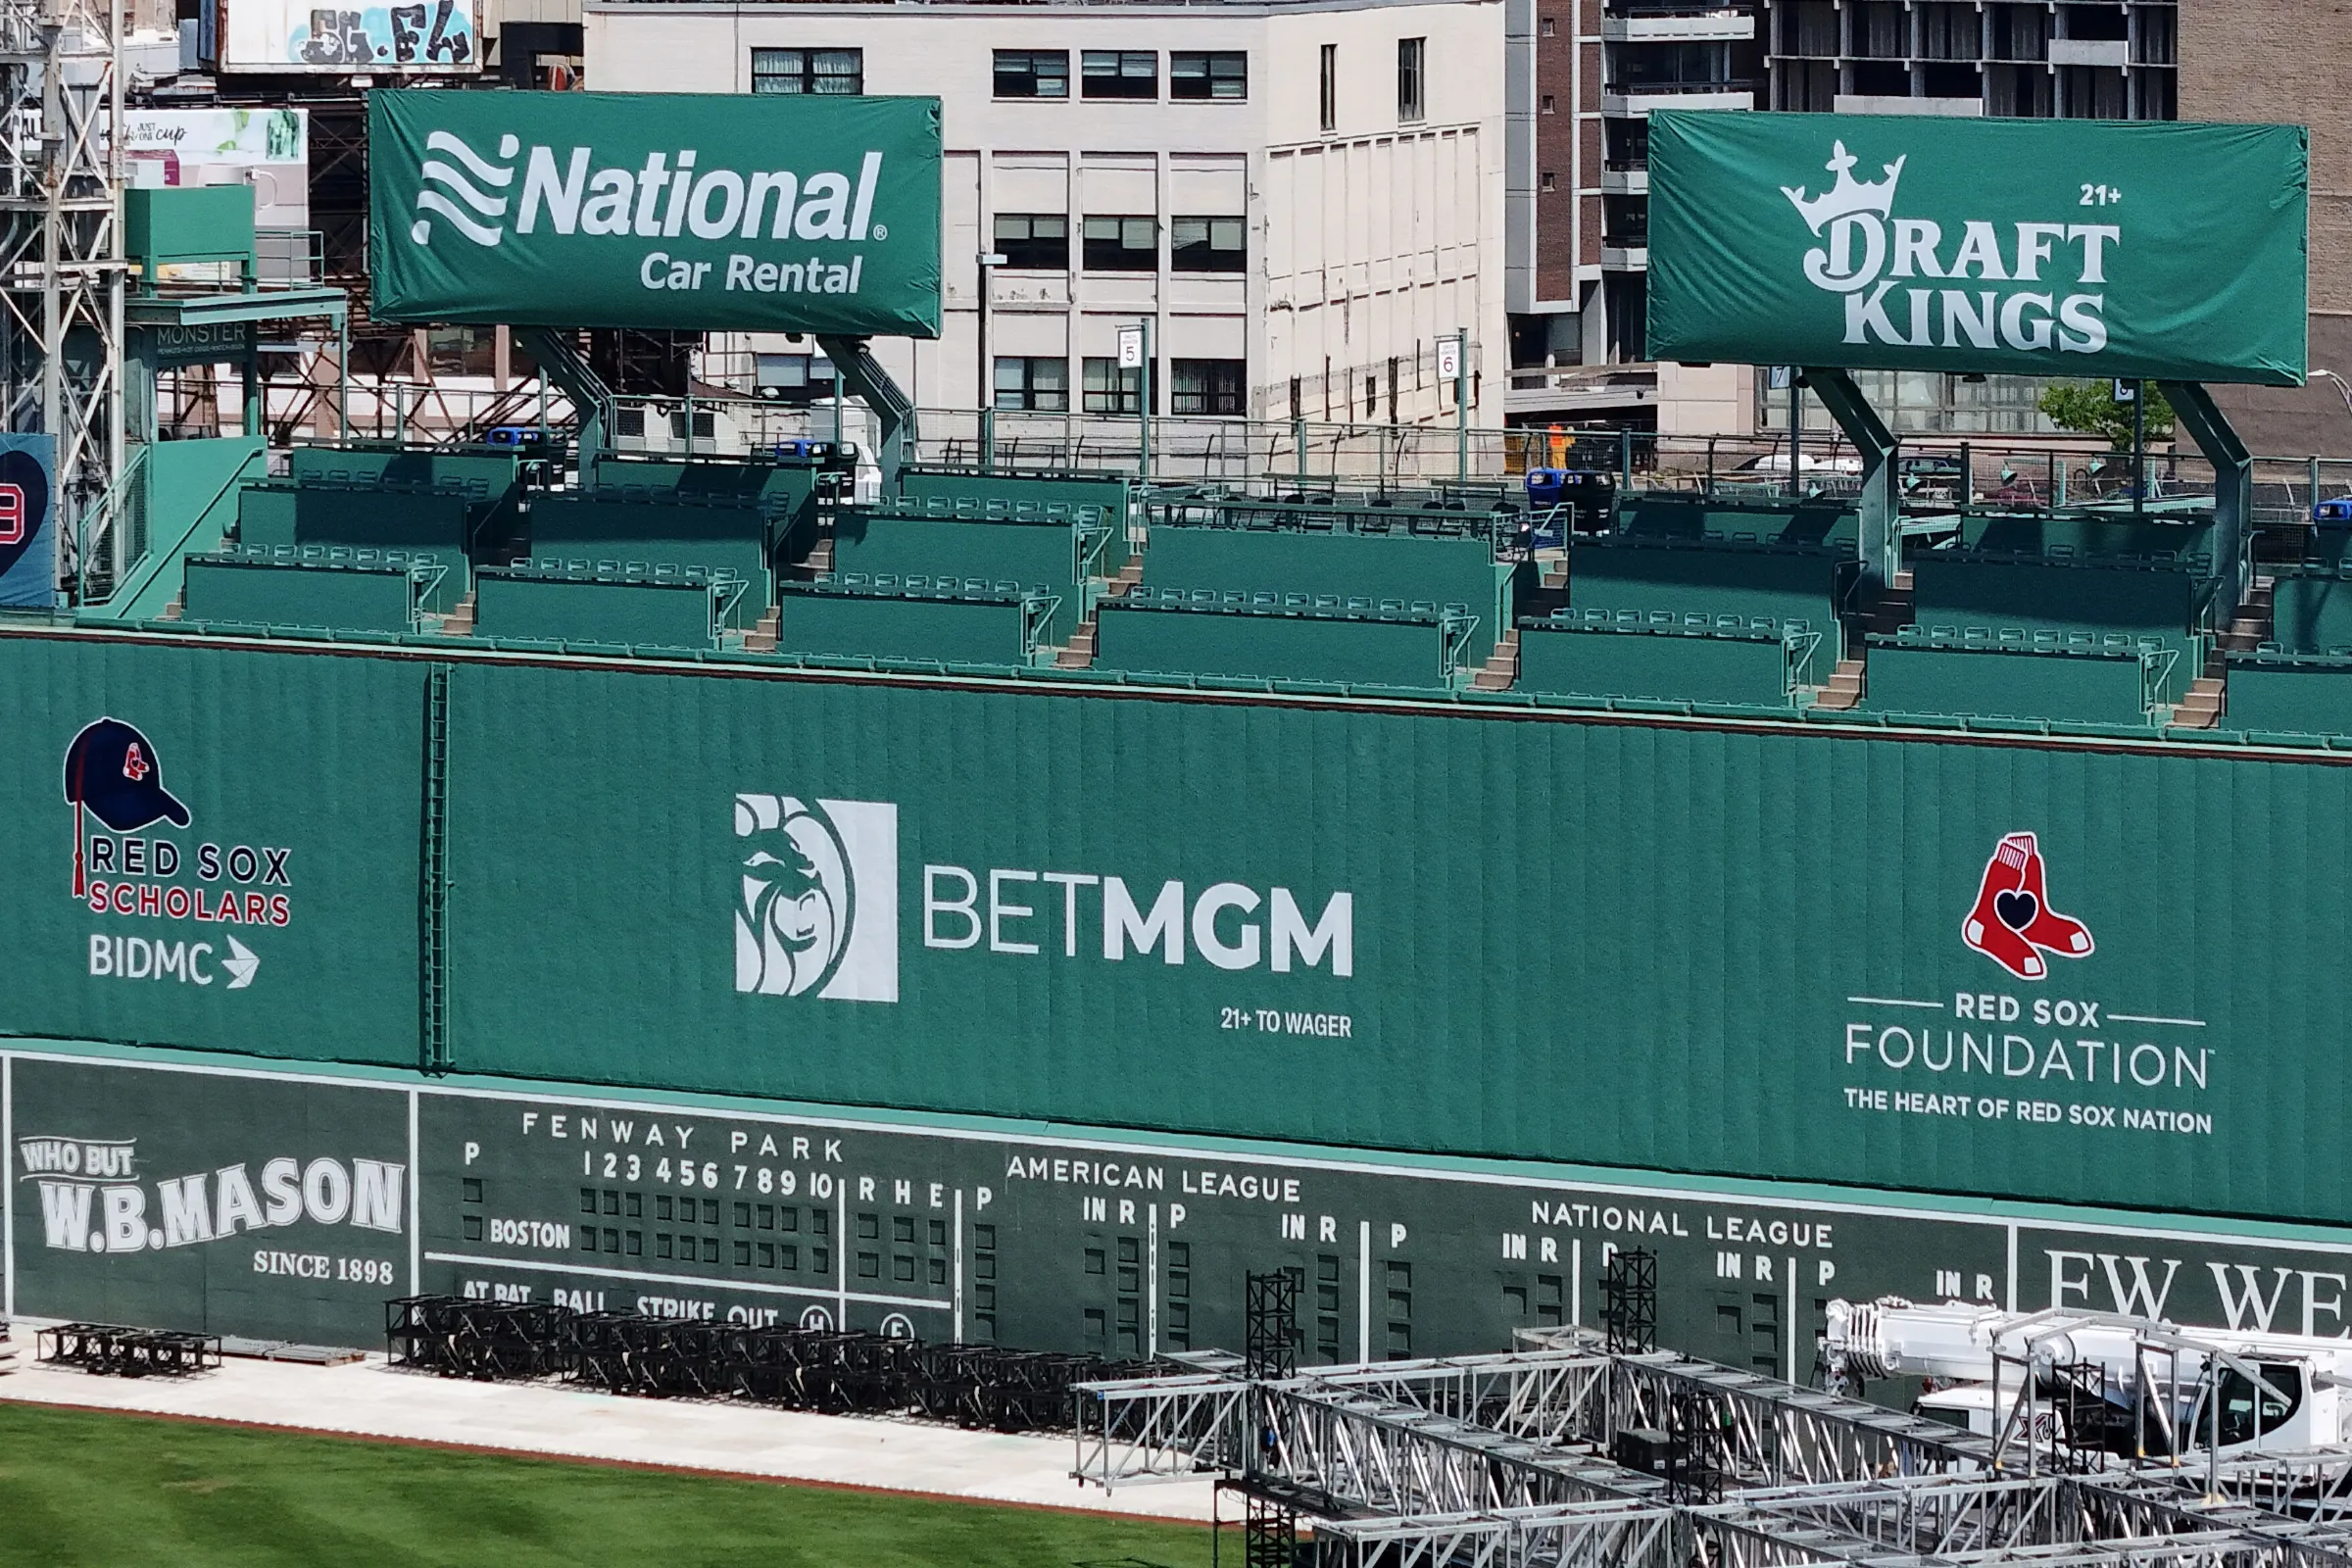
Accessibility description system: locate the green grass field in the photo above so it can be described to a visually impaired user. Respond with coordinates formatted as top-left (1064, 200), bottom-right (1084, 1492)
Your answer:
top-left (0, 1402), bottom-right (1213, 1568)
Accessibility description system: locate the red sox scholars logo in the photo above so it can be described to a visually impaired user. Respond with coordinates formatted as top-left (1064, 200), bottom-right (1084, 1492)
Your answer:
top-left (1961, 831), bottom-right (2093, 981)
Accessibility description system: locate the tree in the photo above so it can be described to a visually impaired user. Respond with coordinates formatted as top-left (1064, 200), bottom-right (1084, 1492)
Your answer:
top-left (2036, 379), bottom-right (2176, 449)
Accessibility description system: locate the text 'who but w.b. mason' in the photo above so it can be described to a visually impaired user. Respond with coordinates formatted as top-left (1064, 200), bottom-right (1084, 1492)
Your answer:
top-left (369, 90), bottom-right (943, 337)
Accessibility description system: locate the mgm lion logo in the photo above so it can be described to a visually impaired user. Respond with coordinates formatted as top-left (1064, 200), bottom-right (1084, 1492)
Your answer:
top-left (733, 794), bottom-right (899, 1002)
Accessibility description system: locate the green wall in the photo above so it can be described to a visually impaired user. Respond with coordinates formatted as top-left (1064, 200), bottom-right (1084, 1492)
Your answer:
top-left (17, 1043), bottom-right (2352, 1364)
top-left (1, 637), bottom-right (424, 1065)
top-left (7, 628), bottom-right (2352, 1227)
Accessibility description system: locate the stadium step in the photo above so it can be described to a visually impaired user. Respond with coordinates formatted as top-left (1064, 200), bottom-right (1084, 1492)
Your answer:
top-left (1863, 570), bottom-right (1915, 635)
top-left (786, 531), bottom-right (834, 579)
top-left (2218, 574), bottom-right (2276, 653)
top-left (1102, 558), bottom-right (1144, 597)
top-left (160, 594), bottom-right (182, 621)
top-left (743, 604), bottom-right (781, 654)
top-left (440, 592), bottom-right (477, 637)
top-left (1813, 658), bottom-right (1867, 711)
top-left (1054, 611), bottom-right (1100, 670)
top-left (2173, 673), bottom-right (2226, 729)
top-left (1470, 628), bottom-right (1520, 691)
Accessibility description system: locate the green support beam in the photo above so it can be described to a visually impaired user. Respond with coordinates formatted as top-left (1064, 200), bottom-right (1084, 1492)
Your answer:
top-left (1801, 367), bottom-right (1899, 592)
top-left (818, 335), bottom-right (916, 491)
top-left (2157, 380), bottom-right (2252, 611)
top-left (519, 327), bottom-right (614, 475)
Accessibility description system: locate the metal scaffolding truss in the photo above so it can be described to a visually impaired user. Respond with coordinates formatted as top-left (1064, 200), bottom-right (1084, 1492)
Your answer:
top-left (0, 0), bottom-right (122, 593)
top-left (1700, 1474), bottom-right (2346, 1568)
top-left (1075, 1337), bottom-right (2352, 1568)
top-left (1314, 1498), bottom-right (1684, 1568)
top-left (1255, 1381), bottom-right (1658, 1518)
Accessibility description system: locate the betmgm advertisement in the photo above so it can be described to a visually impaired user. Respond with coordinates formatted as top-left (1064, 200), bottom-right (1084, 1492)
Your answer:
top-left (368, 91), bottom-right (943, 338)
top-left (1644, 113), bottom-right (2308, 384)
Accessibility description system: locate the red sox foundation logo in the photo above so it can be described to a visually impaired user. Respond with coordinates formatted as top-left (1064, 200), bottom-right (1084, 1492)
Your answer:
top-left (1962, 831), bottom-right (2093, 981)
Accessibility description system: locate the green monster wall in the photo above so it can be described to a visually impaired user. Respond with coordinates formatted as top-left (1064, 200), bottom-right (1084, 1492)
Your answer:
top-left (4, 628), bottom-right (2346, 1226)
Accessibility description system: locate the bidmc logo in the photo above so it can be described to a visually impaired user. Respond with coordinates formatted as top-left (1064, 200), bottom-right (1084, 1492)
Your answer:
top-left (1781, 140), bottom-right (2119, 358)
top-left (734, 794), bottom-right (899, 1002)
top-left (63, 715), bottom-right (290, 988)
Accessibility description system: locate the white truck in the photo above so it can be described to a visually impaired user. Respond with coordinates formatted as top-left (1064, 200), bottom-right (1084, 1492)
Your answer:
top-left (1824, 1298), bottom-right (2352, 1460)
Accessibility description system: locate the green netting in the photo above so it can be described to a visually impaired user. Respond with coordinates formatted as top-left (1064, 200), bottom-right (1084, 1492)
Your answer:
top-left (1145, 526), bottom-right (1495, 619)
top-left (831, 513), bottom-right (1071, 588)
top-left (775, 589), bottom-right (1031, 667)
top-left (1958, 513), bottom-right (2214, 564)
top-left (1570, 539), bottom-right (1845, 626)
top-left (289, 446), bottom-right (519, 499)
top-left (1615, 494), bottom-right (1858, 546)
top-left (527, 497), bottom-right (771, 627)
top-left (2270, 571), bottom-right (2352, 656)
top-left (1909, 556), bottom-right (2209, 640)
top-left (590, 455), bottom-right (820, 550)
top-left (2223, 657), bottom-right (2352, 737)
top-left (1094, 603), bottom-right (1448, 689)
top-left (1863, 641), bottom-right (2153, 726)
top-left (472, 573), bottom-right (716, 651)
top-left (180, 558), bottom-right (417, 635)
top-left (1517, 623), bottom-right (1794, 708)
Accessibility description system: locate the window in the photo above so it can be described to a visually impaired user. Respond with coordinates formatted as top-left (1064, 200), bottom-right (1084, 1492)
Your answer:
top-left (1083, 358), bottom-right (1144, 416)
top-left (993, 49), bottom-right (1068, 98)
top-left (1541, 93), bottom-right (1555, 114)
top-left (1541, 172), bottom-right (1557, 192)
top-left (1083, 50), bottom-right (1156, 99)
top-left (1319, 43), bottom-right (1337, 131)
top-left (751, 48), bottom-right (861, 95)
top-left (1171, 216), bottom-right (1245, 273)
top-left (1171, 359), bottom-right (1246, 416)
top-left (1170, 50), bottom-right (1247, 100)
top-left (993, 357), bottom-right (1068, 412)
top-left (1540, 16), bottom-right (1554, 36)
top-left (1397, 37), bottom-right (1425, 122)
top-left (994, 213), bottom-right (1067, 270)
top-left (1082, 215), bottom-right (1156, 271)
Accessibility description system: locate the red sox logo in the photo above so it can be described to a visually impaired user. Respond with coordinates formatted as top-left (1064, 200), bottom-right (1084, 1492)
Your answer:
top-left (1962, 831), bottom-right (2093, 981)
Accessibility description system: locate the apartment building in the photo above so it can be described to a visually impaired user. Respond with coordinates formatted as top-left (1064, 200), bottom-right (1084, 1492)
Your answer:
top-left (1505, 0), bottom-right (1760, 429)
top-left (1514, 1), bottom-right (2230, 443)
top-left (582, 0), bottom-right (1506, 426)
top-left (2179, 0), bottom-right (2352, 457)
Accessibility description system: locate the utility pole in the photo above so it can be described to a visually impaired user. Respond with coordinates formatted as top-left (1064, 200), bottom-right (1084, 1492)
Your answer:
top-left (1443, 328), bottom-right (1468, 486)
top-left (1119, 318), bottom-right (1152, 481)
top-left (975, 247), bottom-right (1004, 467)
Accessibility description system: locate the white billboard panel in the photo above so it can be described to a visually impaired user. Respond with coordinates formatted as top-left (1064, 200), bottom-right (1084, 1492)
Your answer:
top-left (213, 0), bottom-right (476, 74)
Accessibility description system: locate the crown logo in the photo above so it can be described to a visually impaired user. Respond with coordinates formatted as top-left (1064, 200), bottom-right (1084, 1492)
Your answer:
top-left (1781, 142), bottom-right (1906, 233)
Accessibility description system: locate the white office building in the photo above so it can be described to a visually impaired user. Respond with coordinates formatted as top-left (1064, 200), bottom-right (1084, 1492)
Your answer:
top-left (583, 0), bottom-right (1506, 426)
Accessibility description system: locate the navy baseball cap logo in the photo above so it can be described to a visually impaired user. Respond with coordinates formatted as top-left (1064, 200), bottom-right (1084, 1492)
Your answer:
top-left (64, 717), bottom-right (189, 832)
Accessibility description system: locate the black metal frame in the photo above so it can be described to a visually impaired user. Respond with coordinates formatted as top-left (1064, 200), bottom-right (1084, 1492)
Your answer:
top-left (38, 1322), bottom-right (221, 1377)
top-left (1601, 1247), bottom-right (1659, 1355)
top-left (383, 1296), bottom-right (1152, 1433)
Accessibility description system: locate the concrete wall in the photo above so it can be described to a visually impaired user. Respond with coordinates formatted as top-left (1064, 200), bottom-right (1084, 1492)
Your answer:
top-left (583, 0), bottom-right (1505, 424)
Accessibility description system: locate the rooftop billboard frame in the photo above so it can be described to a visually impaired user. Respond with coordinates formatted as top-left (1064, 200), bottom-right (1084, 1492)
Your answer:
top-left (1646, 112), bottom-right (2308, 386)
top-left (369, 90), bottom-right (944, 340)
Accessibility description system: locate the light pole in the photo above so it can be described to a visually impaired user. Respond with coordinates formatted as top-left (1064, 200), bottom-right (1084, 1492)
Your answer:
top-left (2314, 368), bottom-right (2352, 419)
top-left (976, 248), bottom-right (1005, 467)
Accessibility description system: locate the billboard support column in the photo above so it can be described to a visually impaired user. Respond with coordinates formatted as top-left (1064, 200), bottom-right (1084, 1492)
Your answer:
top-left (520, 328), bottom-right (612, 476)
top-left (819, 336), bottom-right (915, 490)
top-left (1804, 368), bottom-right (1897, 593)
top-left (2159, 381), bottom-right (2252, 612)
